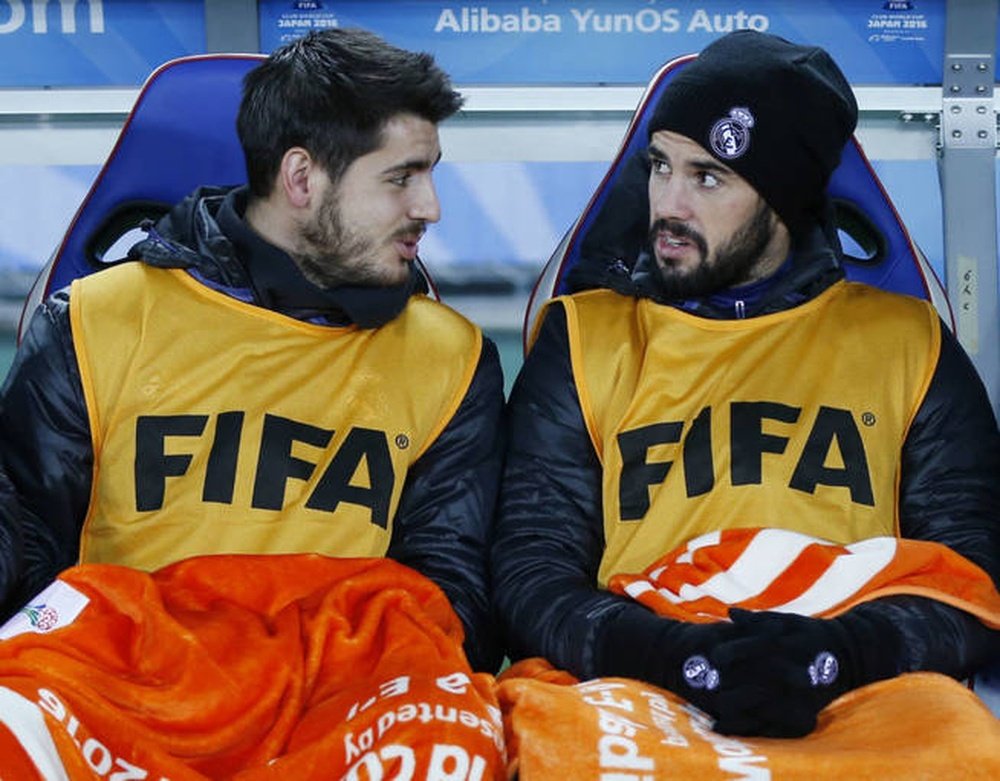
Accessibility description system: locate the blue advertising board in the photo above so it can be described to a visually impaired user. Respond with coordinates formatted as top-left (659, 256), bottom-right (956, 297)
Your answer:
top-left (259, 0), bottom-right (950, 85)
top-left (0, 1), bottom-right (985, 88)
top-left (0, 0), bottom-right (204, 87)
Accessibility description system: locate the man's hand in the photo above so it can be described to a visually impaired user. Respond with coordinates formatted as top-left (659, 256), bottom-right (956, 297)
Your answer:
top-left (711, 610), bottom-right (861, 737)
top-left (658, 618), bottom-right (751, 719)
top-left (664, 609), bottom-right (902, 738)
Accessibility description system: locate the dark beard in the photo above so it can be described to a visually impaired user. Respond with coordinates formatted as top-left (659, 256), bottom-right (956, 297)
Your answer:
top-left (295, 189), bottom-right (373, 289)
top-left (649, 199), bottom-right (775, 300)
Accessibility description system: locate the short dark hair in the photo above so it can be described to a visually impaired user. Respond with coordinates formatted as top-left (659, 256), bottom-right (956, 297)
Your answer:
top-left (237, 28), bottom-right (464, 197)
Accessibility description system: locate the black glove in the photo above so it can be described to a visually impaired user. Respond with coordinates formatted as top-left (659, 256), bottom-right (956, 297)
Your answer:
top-left (703, 608), bottom-right (903, 738)
top-left (597, 608), bottom-right (745, 717)
top-left (655, 619), bottom-right (747, 719)
top-left (647, 615), bottom-right (839, 728)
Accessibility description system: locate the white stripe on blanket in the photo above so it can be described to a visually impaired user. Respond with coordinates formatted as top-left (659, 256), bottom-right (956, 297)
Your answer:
top-left (626, 530), bottom-right (900, 616)
top-left (0, 686), bottom-right (69, 781)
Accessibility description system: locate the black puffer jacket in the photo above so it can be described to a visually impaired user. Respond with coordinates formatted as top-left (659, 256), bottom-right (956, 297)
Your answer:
top-left (493, 224), bottom-right (1000, 685)
top-left (0, 186), bottom-right (505, 673)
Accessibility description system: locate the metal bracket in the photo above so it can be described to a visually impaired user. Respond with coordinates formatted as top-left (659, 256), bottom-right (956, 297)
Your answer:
top-left (941, 53), bottom-right (996, 150)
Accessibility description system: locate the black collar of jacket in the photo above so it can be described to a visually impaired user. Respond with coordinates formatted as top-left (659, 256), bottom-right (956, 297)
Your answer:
top-left (217, 187), bottom-right (421, 328)
top-left (566, 220), bottom-right (844, 320)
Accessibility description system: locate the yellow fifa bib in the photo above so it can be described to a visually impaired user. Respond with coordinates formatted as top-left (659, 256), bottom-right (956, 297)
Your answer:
top-left (70, 263), bottom-right (482, 570)
top-left (551, 282), bottom-right (940, 585)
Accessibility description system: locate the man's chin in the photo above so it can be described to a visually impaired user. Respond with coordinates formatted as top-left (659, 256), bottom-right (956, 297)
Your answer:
top-left (655, 258), bottom-right (698, 281)
top-left (344, 256), bottom-right (412, 288)
top-left (654, 265), bottom-right (717, 300)
top-left (386, 260), bottom-right (413, 287)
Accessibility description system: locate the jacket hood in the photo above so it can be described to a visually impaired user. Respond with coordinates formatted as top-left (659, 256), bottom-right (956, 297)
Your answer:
top-left (128, 185), bottom-right (249, 289)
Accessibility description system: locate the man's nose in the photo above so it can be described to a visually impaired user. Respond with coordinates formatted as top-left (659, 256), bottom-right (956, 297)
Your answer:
top-left (410, 177), bottom-right (441, 224)
top-left (650, 177), bottom-right (692, 222)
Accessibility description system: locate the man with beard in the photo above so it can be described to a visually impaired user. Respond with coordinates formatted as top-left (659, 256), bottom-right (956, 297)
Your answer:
top-left (0, 28), bottom-right (504, 674)
top-left (493, 30), bottom-right (1000, 737)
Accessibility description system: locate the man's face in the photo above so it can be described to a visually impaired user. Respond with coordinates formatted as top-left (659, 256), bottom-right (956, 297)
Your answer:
top-left (646, 130), bottom-right (788, 298)
top-left (294, 113), bottom-right (443, 289)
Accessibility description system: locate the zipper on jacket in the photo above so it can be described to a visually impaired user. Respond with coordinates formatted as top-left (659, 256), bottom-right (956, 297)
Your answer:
top-left (735, 299), bottom-right (746, 319)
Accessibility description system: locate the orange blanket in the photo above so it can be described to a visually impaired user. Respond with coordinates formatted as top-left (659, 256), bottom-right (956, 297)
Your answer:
top-left (0, 555), bottom-right (505, 779)
top-left (499, 660), bottom-right (1000, 780)
top-left (499, 529), bottom-right (1000, 779)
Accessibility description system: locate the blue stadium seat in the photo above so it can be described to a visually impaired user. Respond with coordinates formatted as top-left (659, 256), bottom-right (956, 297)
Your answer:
top-left (18, 53), bottom-right (439, 340)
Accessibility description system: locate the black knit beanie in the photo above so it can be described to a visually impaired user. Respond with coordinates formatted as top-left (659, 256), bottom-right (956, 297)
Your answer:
top-left (648, 30), bottom-right (858, 239)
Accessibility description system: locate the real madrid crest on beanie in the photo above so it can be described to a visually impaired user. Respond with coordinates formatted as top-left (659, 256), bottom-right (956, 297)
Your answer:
top-left (648, 30), bottom-right (858, 239)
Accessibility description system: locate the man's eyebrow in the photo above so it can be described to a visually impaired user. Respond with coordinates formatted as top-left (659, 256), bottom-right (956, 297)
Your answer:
top-left (647, 143), bottom-right (668, 161)
top-left (647, 144), bottom-right (735, 177)
top-left (380, 151), bottom-right (442, 175)
top-left (688, 156), bottom-right (735, 176)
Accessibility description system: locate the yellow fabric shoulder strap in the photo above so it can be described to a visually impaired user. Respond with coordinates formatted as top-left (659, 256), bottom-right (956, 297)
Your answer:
top-left (560, 283), bottom-right (941, 584)
top-left (69, 263), bottom-right (482, 570)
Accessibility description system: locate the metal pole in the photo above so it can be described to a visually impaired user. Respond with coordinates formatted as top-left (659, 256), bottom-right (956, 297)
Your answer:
top-left (204, 0), bottom-right (260, 54)
top-left (941, 0), bottom-right (999, 419)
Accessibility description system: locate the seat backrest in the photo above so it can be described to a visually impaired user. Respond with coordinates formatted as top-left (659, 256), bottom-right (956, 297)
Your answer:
top-left (19, 54), bottom-right (260, 338)
top-left (18, 53), bottom-right (439, 341)
top-left (523, 54), bottom-right (953, 348)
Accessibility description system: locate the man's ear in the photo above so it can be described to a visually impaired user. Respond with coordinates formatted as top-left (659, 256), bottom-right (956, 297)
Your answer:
top-left (279, 147), bottom-right (316, 209)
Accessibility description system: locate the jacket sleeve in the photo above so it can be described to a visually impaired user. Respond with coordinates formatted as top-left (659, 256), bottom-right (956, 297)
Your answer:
top-left (492, 305), bottom-right (697, 684)
top-left (844, 321), bottom-right (1000, 678)
top-left (388, 337), bottom-right (506, 673)
top-left (0, 464), bottom-right (23, 612)
top-left (0, 290), bottom-right (93, 621)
